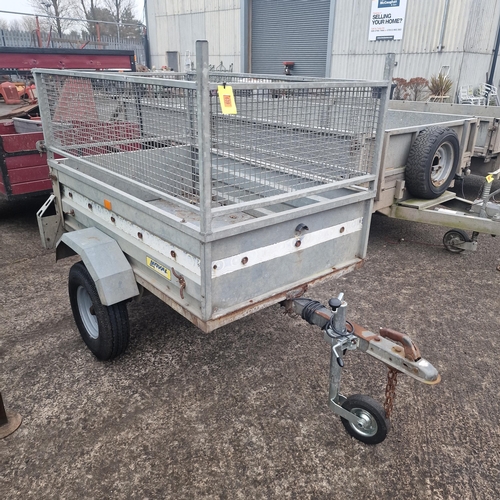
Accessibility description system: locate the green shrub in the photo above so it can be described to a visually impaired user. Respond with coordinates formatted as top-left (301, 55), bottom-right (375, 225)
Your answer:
top-left (428, 74), bottom-right (453, 97)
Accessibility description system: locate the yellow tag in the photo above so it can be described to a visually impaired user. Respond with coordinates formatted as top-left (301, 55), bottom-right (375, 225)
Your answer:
top-left (146, 257), bottom-right (171, 280)
top-left (486, 174), bottom-right (494, 184)
top-left (218, 85), bottom-right (237, 114)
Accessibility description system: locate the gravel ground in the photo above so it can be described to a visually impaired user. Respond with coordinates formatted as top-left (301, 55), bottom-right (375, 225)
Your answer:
top-left (1, 197), bottom-right (499, 499)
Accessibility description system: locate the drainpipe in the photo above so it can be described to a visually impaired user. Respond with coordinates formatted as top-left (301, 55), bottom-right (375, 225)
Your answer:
top-left (240, 0), bottom-right (249, 73)
top-left (437, 0), bottom-right (450, 52)
top-left (325, 0), bottom-right (337, 77)
top-left (143, 0), bottom-right (151, 68)
top-left (487, 10), bottom-right (500, 86)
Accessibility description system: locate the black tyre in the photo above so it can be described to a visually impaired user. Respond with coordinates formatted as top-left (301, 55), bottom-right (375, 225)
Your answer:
top-left (68, 261), bottom-right (130, 360)
top-left (443, 229), bottom-right (470, 253)
top-left (341, 394), bottom-right (390, 445)
top-left (405, 127), bottom-right (460, 199)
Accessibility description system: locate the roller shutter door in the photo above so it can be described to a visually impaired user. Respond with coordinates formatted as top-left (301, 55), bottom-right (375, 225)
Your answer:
top-left (251, 0), bottom-right (331, 77)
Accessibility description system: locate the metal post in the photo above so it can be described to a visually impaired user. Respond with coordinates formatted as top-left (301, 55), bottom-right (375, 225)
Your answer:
top-left (35, 16), bottom-right (42, 48)
top-left (46, 26), bottom-right (52, 48)
top-left (487, 11), bottom-right (500, 86)
top-left (143, 28), bottom-right (151, 69)
top-left (325, 0), bottom-right (337, 77)
top-left (331, 299), bottom-right (347, 334)
top-left (143, 1), bottom-right (152, 68)
top-left (196, 40), bottom-right (212, 236)
top-left (196, 40), bottom-right (214, 322)
top-left (328, 345), bottom-right (343, 404)
top-left (240, 0), bottom-right (249, 73)
top-left (325, 295), bottom-right (347, 404)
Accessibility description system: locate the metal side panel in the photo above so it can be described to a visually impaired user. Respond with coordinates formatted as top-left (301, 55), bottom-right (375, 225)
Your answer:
top-left (59, 192), bottom-right (204, 321)
top-left (209, 200), bottom-right (368, 317)
top-left (56, 227), bottom-right (140, 306)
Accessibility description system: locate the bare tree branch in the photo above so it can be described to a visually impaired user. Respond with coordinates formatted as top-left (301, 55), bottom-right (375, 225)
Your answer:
top-left (28, 0), bottom-right (75, 37)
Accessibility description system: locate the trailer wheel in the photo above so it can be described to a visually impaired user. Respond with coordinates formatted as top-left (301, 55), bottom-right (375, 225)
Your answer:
top-left (68, 261), bottom-right (130, 360)
top-left (340, 394), bottom-right (389, 445)
top-left (443, 229), bottom-right (470, 253)
top-left (405, 127), bottom-right (460, 199)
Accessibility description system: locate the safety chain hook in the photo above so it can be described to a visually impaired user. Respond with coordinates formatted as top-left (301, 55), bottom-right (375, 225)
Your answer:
top-left (384, 367), bottom-right (399, 418)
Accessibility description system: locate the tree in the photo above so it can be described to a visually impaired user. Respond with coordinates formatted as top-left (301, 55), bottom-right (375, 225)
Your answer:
top-left (20, 16), bottom-right (39, 33)
top-left (82, 6), bottom-right (116, 37)
top-left (29, 0), bottom-right (75, 37)
top-left (103, 0), bottom-right (141, 39)
top-left (79, 0), bottom-right (100, 37)
top-left (9, 19), bottom-right (22, 31)
top-left (78, 0), bottom-right (141, 39)
top-left (119, 7), bottom-right (142, 38)
top-left (104, 0), bottom-right (133, 25)
top-left (392, 78), bottom-right (409, 100)
top-left (407, 77), bottom-right (429, 101)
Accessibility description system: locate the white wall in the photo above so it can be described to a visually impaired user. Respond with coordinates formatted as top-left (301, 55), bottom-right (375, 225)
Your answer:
top-left (329, 0), bottom-right (500, 94)
top-left (146, 0), bottom-right (500, 94)
top-left (147, 0), bottom-right (241, 70)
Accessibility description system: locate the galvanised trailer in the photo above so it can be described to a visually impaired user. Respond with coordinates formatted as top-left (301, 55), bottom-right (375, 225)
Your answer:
top-left (378, 100), bottom-right (500, 252)
top-left (34, 44), bottom-right (439, 444)
top-left (203, 72), bottom-right (500, 253)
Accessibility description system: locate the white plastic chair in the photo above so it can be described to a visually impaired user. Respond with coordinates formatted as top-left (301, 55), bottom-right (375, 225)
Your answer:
top-left (479, 83), bottom-right (499, 106)
top-left (458, 85), bottom-right (485, 105)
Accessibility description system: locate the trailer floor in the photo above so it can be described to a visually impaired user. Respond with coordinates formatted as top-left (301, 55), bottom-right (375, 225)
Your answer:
top-left (1, 198), bottom-right (499, 499)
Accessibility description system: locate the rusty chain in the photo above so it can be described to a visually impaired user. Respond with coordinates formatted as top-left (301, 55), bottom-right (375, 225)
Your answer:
top-left (384, 367), bottom-right (399, 419)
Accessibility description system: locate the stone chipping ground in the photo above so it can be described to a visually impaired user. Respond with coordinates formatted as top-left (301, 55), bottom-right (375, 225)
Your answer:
top-left (1, 197), bottom-right (499, 499)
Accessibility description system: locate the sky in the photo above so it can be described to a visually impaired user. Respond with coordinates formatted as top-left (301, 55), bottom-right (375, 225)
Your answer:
top-left (0, 0), bottom-right (146, 25)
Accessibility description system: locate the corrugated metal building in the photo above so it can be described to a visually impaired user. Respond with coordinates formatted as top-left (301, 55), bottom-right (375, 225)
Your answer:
top-left (145, 0), bottom-right (500, 93)
top-left (146, 0), bottom-right (242, 72)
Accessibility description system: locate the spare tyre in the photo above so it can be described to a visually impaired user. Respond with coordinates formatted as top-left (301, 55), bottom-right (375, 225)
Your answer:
top-left (405, 127), bottom-right (460, 199)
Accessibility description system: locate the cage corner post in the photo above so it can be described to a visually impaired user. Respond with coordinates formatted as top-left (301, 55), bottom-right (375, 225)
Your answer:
top-left (196, 40), bottom-right (214, 322)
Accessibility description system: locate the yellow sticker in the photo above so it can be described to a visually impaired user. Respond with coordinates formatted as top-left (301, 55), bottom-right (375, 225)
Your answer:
top-left (218, 85), bottom-right (237, 115)
top-left (486, 174), bottom-right (494, 184)
top-left (146, 257), bottom-right (171, 280)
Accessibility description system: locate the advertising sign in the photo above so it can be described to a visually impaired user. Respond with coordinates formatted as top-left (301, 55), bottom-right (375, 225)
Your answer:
top-left (369, 0), bottom-right (408, 41)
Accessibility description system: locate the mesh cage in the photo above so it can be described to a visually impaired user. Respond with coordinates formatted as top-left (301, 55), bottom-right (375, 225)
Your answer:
top-left (210, 85), bottom-right (380, 205)
top-left (38, 73), bottom-right (200, 203)
top-left (36, 71), bottom-right (383, 209)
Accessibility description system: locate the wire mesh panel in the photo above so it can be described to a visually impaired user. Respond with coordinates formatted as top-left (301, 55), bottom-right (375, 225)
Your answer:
top-left (36, 72), bottom-right (201, 204)
top-left (209, 85), bottom-right (380, 205)
top-left (35, 70), bottom-right (384, 211)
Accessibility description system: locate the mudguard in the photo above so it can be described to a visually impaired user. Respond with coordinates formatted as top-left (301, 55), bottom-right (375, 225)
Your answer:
top-left (56, 227), bottom-right (140, 306)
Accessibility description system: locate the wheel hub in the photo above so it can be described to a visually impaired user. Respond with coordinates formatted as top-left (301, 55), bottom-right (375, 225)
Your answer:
top-left (76, 286), bottom-right (99, 339)
top-left (431, 142), bottom-right (454, 187)
top-left (349, 408), bottom-right (378, 437)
